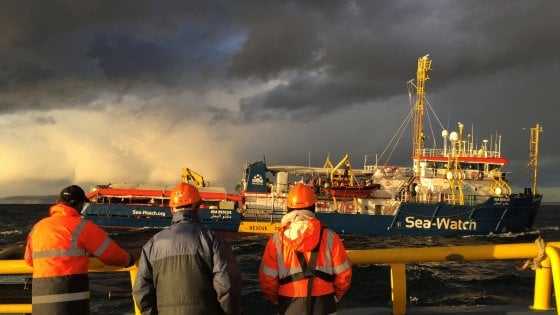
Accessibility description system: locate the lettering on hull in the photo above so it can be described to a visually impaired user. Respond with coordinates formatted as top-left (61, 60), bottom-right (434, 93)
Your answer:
top-left (238, 222), bottom-right (280, 234)
top-left (209, 209), bottom-right (233, 220)
top-left (131, 209), bottom-right (167, 217)
top-left (404, 216), bottom-right (477, 231)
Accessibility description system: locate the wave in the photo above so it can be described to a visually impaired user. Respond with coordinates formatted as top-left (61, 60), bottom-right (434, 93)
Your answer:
top-left (461, 227), bottom-right (559, 240)
top-left (0, 230), bottom-right (22, 236)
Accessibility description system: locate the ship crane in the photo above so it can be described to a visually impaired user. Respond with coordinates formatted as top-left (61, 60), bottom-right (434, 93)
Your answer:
top-left (181, 167), bottom-right (208, 188)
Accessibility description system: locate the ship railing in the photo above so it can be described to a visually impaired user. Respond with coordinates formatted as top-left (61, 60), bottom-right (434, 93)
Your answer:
top-left (0, 258), bottom-right (141, 315)
top-left (242, 209), bottom-right (284, 222)
top-left (2, 241), bottom-right (560, 315)
top-left (406, 193), bottom-right (486, 206)
top-left (420, 148), bottom-right (502, 158)
top-left (418, 168), bottom-right (508, 181)
top-left (346, 240), bottom-right (560, 315)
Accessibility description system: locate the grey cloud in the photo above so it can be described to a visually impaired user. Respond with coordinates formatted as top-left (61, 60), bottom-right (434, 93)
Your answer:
top-left (0, 62), bottom-right (54, 88)
top-left (235, 1), bottom-right (560, 116)
top-left (87, 34), bottom-right (177, 81)
top-left (2, 1), bottom-right (559, 117)
top-left (229, 9), bottom-right (323, 80)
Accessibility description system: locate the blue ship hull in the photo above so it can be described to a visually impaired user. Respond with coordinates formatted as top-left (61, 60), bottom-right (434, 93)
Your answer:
top-left (82, 194), bottom-right (541, 237)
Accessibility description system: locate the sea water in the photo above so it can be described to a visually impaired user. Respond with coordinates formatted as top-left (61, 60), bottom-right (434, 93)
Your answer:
top-left (0, 204), bottom-right (558, 314)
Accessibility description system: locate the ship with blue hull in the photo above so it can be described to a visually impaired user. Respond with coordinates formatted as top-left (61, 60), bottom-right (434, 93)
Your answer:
top-left (81, 55), bottom-right (543, 237)
top-left (81, 191), bottom-right (541, 237)
top-left (317, 194), bottom-right (541, 236)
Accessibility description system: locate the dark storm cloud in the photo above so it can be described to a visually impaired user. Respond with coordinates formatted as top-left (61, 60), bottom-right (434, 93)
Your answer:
top-left (0, 62), bottom-right (54, 87)
top-left (0, 1), bottom-right (220, 49)
top-left (0, 0), bottom-right (245, 114)
top-left (236, 1), bottom-right (560, 117)
top-left (87, 35), bottom-right (172, 79)
top-left (2, 0), bottom-right (558, 117)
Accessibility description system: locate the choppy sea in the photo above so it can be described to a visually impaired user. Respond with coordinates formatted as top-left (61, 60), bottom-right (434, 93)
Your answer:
top-left (1, 204), bottom-right (559, 314)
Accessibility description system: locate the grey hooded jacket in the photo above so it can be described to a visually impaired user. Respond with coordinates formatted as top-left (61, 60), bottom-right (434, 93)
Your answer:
top-left (132, 211), bottom-right (241, 315)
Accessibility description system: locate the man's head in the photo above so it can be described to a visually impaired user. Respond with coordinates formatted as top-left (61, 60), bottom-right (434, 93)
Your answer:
top-left (287, 183), bottom-right (317, 212)
top-left (59, 185), bottom-right (89, 210)
top-left (169, 182), bottom-right (202, 212)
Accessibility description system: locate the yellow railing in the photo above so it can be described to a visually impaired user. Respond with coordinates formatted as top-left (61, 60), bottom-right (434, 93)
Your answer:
top-left (0, 259), bottom-right (140, 315)
top-left (346, 240), bottom-right (560, 315)
top-left (1, 241), bottom-right (559, 315)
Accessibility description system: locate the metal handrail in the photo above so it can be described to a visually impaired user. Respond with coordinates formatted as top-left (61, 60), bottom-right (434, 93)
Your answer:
top-left (346, 240), bottom-right (560, 315)
top-left (421, 148), bottom-right (502, 158)
top-left (0, 259), bottom-right (140, 315)
top-left (1, 241), bottom-right (559, 315)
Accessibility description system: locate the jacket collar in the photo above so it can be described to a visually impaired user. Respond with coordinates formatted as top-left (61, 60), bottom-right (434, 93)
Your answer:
top-left (171, 210), bottom-right (199, 224)
top-left (49, 203), bottom-right (81, 217)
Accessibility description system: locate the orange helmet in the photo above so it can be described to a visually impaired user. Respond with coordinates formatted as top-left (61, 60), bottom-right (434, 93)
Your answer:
top-left (287, 183), bottom-right (317, 210)
top-left (169, 183), bottom-right (201, 209)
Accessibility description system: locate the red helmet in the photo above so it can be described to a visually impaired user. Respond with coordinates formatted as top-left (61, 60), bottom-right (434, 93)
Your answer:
top-left (169, 183), bottom-right (201, 208)
top-left (287, 183), bottom-right (316, 209)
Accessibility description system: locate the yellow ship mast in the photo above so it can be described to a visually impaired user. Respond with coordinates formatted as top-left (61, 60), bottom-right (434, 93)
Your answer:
top-left (529, 123), bottom-right (543, 195)
top-left (412, 54), bottom-right (432, 159)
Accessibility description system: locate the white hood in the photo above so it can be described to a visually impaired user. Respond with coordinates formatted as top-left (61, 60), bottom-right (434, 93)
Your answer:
top-left (280, 209), bottom-right (316, 241)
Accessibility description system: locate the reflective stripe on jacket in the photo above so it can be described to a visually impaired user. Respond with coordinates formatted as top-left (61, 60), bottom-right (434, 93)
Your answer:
top-left (259, 217), bottom-right (352, 303)
top-left (24, 203), bottom-right (131, 314)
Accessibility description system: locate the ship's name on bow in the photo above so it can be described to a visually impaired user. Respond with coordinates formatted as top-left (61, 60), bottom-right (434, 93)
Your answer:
top-left (132, 209), bottom-right (168, 217)
top-left (404, 216), bottom-right (477, 231)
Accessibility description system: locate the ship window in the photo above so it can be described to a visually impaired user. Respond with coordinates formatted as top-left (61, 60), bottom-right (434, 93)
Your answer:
top-left (489, 164), bottom-right (501, 171)
top-left (129, 198), bottom-right (154, 205)
top-left (109, 197), bottom-right (127, 204)
top-left (459, 163), bottom-right (478, 170)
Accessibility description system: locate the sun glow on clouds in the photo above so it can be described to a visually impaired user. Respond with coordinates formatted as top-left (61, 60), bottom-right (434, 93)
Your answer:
top-left (0, 108), bottom-right (241, 196)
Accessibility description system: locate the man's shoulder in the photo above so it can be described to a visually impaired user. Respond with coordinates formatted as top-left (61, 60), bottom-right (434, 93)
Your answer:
top-left (32, 215), bottom-right (70, 230)
top-left (151, 222), bottom-right (209, 242)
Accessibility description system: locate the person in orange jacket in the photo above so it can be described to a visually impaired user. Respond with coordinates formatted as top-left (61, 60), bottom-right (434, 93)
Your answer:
top-left (24, 185), bottom-right (134, 315)
top-left (259, 183), bottom-right (352, 315)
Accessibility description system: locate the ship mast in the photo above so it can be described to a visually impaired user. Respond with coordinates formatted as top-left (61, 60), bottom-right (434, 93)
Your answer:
top-left (529, 123), bottom-right (543, 195)
top-left (412, 54), bottom-right (432, 160)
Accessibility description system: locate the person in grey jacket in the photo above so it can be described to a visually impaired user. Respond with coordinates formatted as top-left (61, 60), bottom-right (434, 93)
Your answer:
top-left (132, 183), bottom-right (241, 315)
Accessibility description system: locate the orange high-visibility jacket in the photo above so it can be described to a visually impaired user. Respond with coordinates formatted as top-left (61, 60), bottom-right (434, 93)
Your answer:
top-left (259, 218), bottom-right (352, 303)
top-left (24, 203), bottom-right (131, 314)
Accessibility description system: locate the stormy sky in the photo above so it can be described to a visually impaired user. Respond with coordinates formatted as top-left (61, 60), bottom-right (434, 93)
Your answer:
top-left (0, 1), bottom-right (559, 200)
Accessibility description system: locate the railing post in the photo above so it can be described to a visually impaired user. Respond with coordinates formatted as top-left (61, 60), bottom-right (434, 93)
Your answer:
top-left (390, 263), bottom-right (407, 315)
top-left (532, 257), bottom-right (553, 311)
top-left (545, 246), bottom-right (560, 314)
top-left (128, 266), bottom-right (141, 315)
